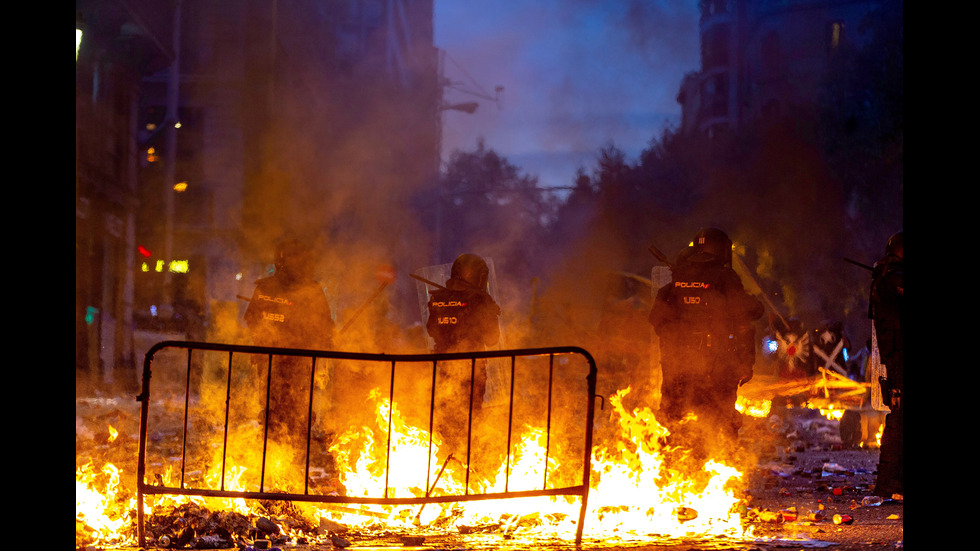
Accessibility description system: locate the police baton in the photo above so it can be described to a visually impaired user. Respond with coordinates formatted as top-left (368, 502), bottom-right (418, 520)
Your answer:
top-left (732, 251), bottom-right (789, 329)
top-left (338, 265), bottom-right (397, 335)
top-left (648, 244), bottom-right (674, 270)
top-left (844, 257), bottom-right (874, 271)
top-left (410, 273), bottom-right (447, 291)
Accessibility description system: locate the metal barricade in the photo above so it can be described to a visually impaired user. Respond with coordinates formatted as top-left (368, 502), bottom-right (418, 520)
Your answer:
top-left (136, 341), bottom-right (598, 547)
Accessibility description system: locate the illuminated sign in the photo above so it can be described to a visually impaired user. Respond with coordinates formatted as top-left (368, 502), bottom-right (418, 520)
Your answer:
top-left (169, 260), bottom-right (189, 273)
top-left (140, 259), bottom-right (191, 273)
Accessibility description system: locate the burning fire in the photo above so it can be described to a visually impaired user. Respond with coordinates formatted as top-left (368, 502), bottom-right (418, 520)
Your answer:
top-left (77, 384), bottom-right (754, 548)
top-left (582, 388), bottom-right (749, 542)
top-left (735, 395), bottom-right (772, 418)
top-left (319, 386), bottom-right (751, 544)
top-left (76, 460), bottom-right (133, 546)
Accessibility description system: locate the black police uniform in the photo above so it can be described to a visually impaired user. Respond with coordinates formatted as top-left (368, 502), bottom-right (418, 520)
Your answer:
top-left (426, 275), bottom-right (500, 400)
top-left (245, 274), bottom-right (335, 350)
top-left (425, 263), bottom-right (501, 461)
top-left (426, 281), bottom-right (501, 354)
top-left (244, 268), bottom-right (335, 441)
top-left (869, 233), bottom-right (903, 497)
top-left (649, 243), bottom-right (763, 459)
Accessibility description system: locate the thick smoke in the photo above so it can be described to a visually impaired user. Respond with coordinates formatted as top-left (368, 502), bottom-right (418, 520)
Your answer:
top-left (147, 1), bottom-right (896, 495)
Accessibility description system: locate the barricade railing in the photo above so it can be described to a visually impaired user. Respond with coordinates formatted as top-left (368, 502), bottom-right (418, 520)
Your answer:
top-left (136, 341), bottom-right (598, 547)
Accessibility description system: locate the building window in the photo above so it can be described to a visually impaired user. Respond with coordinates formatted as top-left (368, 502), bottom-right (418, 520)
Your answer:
top-left (702, 23), bottom-right (730, 70)
top-left (702, 72), bottom-right (729, 118)
top-left (828, 21), bottom-right (845, 54)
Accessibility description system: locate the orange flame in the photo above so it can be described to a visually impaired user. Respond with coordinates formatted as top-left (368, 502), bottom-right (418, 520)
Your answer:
top-left (78, 383), bottom-right (754, 547)
top-left (76, 461), bottom-right (134, 547)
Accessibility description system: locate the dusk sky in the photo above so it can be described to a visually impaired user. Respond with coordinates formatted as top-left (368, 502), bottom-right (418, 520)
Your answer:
top-left (434, 0), bottom-right (700, 191)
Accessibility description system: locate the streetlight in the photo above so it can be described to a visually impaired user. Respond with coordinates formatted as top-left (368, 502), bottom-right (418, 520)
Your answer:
top-left (76, 13), bottom-right (84, 61)
top-left (433, 49), bottom-right (505, 263)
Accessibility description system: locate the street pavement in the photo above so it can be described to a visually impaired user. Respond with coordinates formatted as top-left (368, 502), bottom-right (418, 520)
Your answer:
top-left (737, 446), bottom-right (903, 551)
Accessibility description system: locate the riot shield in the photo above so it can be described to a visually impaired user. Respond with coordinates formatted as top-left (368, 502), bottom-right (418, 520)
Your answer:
top-left (869, 324), bottom-right (890, 412)
top-left (649, 266), bottom-right (672, 411)
top-left (650, 265), bottom-right (672, 292)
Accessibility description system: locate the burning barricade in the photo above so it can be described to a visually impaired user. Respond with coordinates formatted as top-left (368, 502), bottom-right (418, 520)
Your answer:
top-left (77, 341), bottom-right (778, 550)
top-left (77, 344), bottom-right (897, 550)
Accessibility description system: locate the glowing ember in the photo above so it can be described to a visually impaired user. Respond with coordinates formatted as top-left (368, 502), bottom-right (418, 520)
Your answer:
top-left (735, 395), bottom-right (772, 418)
top-left (818, 405), bottom-right (845, 421)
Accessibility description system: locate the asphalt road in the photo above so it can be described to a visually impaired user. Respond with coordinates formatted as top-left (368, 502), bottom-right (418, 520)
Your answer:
top-left (735, 447), bottom-right (903, 551)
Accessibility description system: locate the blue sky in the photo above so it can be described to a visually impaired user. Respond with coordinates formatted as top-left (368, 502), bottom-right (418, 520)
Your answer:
top-left (434, 0), bottom-right (700, 191)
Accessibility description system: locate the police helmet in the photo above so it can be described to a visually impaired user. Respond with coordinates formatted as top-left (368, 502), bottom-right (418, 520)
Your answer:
top-left (691, 227), bottom-right (733, 265)
top-left (450, 253), bottom-right (490, 290)
top-left (885, 231), bottom-right (903, 260)
top-left (274, 238), bottom-right (315, 280)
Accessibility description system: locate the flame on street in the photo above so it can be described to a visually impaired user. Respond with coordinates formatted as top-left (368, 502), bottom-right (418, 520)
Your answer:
top-left (328, 386), bottom-right (748, 543)
top-left (76, 378), bottom-right (754, 549)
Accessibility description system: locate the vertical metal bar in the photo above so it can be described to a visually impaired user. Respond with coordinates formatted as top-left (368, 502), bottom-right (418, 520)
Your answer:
top-left (384, 360), bottom-right (397, 499)
top-left (260, 354), bottom-right (273, 493)
top-left (179, 349), bottom-right (193, 488)
top-left (135, 346), bottom-right (155, 549)
top-left (504, 355), bottom-right (516, 493)
top-left (425, 360), bottom-right (437, 495)
top-left (135, 343), bottom-right (599, 545)
top-left (304, 355), bottom-right (316, 495)
top-left (221, 351), bottom-right (233, 491)
top-left (464, 357), bottom-right (475, 494)
top-left (543, 353), bottom-right (555, 489)
top-left (575, 354), bottom-right (598, 547)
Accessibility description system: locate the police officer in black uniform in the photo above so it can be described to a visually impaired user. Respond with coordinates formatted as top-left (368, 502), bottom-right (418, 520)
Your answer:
top-left (649, 228), bottom-right (764, 462)
top-left (870, 231), bottom-right (903, 497)
top-left (244, 237), bottom-right (335, 441)
top-left (425, 253), bottom-right (501, 464)
top-left (426, 253), bottom-right (501, 354)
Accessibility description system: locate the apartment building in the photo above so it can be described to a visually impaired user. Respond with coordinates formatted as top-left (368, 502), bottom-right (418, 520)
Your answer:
top-left (76, 0), bottom-right (438, 390)
top-left (677, 0), bottom-right (886, 136)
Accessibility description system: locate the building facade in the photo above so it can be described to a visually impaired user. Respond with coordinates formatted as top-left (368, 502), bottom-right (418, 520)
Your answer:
top-left (76, 0), bottom-right (174, 391)
top-left (678, 0), bottom-right (885, 136)
top-left (77, 0), bottom-right (439, 391)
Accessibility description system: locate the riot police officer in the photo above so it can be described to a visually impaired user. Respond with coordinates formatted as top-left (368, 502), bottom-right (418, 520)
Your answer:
top-left (244, 237), bottom-right (335, 441)
top-left (426, 253), bottom-right (501, 354)
top-left (425, 253), bottom-right (502, 465)
top-left (649, 228), bottom-right (764, 461)
top-left (245, 237), bottom-right (335, 350)
top-left (870, 231), bottom-right (903, 497)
